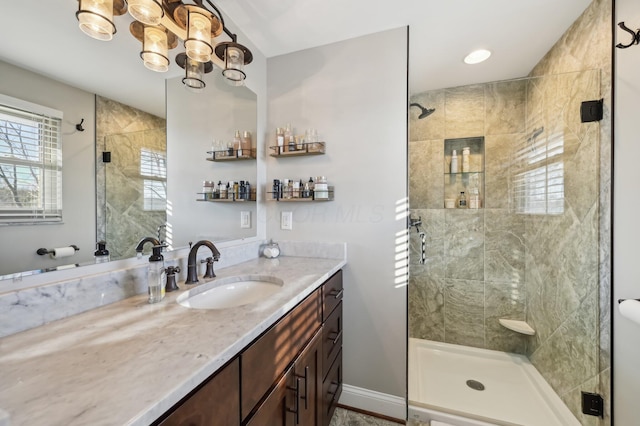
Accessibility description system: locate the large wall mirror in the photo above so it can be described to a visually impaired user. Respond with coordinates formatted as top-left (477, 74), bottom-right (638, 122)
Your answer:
top-left (0, 1), bottom-right (258, 280)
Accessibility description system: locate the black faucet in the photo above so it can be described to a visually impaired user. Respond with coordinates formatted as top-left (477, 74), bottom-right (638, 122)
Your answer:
top-left (135, 236), bottom-right (161, 254)
top-left (185, 240), bottom-right (221, 284)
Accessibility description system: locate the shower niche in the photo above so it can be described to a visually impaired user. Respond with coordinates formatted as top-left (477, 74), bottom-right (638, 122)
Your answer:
top-left (443, 136), bottom-right (485, 209)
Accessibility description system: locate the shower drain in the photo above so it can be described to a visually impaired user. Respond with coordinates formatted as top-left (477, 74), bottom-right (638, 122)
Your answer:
top-left (466, 379), bottom-right (485, 391)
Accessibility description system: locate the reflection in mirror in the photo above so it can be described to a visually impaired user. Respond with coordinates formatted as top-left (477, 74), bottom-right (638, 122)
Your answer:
top-left (96, 96), bottom-right (168, 261)
top-left (0, 59), bottom-right (258, 280)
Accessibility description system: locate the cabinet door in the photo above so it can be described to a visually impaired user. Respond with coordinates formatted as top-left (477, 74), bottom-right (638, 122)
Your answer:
top-left (321, 352), bottom-right (342, 426)
top-left (245, 365), bottom-right (295, 426)
top-left (157, 358), bottom-right (239, 426)
top-left (241, 289), bottom-right (321, 420)
top-left (295, 330), bottom-right (322, 426)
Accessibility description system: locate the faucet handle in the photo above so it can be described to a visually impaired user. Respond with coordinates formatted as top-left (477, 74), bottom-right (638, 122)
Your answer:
top-left (164, 266), bottom-right (181, 292)
top-left (203, 257), bottom-right (216, 279)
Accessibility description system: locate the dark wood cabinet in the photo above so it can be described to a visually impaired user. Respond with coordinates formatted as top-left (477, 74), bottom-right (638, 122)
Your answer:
top-left (153, 269), bottom-right (343, 426)
top-left (247, 330), bottom-right (322, 426)
top-left (156, 358), bottom-right (240, 426)
top-left (241, 288), bottom-right (322, 421)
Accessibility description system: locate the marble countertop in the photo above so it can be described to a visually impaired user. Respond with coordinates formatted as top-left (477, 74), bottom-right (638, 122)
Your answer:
top-left (0, 256), bottom-right (345, 426)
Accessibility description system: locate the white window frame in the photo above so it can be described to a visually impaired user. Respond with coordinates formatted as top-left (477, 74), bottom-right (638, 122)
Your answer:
top-left (0, 94), bottom-right (63, 224)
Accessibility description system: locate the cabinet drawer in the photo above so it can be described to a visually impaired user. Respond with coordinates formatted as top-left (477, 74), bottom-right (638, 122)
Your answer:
top-left (157, 358), bottom-right (239, 426)
top-left (321, 301), bottom-right (342, 381)
top-left (321, 350), bottom-right (342, 426)
top-left (241, 288), bottom-right (322, 420)
top-left (322, 270), bottom-right (343, 321)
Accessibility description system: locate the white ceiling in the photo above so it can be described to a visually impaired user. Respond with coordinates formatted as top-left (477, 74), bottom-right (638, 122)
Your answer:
top-left (0, 0), bottom-right (592, 118)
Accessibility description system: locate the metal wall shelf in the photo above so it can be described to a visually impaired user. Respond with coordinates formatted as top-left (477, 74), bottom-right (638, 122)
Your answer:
top-left (207, 149), bottom-right (256, 161)
top-left (269, 142), bottom-right (325, 157)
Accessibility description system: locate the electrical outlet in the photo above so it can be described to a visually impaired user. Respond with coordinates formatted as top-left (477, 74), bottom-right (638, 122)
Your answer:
top-left (281, 211), bottom-right (293, 230)
top-left (240, 211), bottom-right (251, 229)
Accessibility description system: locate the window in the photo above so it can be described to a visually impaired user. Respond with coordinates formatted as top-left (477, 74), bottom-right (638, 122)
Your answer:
top-left (0, 94), bottom-right (63, 223)
top-left (513, 128), bottom-right (564, 215)
top-left (140, 148), bottom-right (166, 211)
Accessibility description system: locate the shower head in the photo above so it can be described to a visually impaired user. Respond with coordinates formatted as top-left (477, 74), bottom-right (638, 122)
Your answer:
top-left (528, 126), bottom-right (544, 142)
top-left (410, 103), bottom-right (436, 119)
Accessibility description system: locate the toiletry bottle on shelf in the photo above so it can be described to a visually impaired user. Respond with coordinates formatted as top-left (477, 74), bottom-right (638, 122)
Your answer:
top-left (241, 131), bottom-right (252, 155)
top-left (284, 124), bottom-right (292, 152)
top-left (469, 187), bottom-right (481, 209)
top-left (233, 130), bottom-right (242, 156)
top-left (220, 181), bottom-right (227, 199)
top-left (245, 180), bottom-right (251, 200)
top-left (451, 150), bottom-right (458, 173)
top-left (273, 179), bottom-right (281, 200)
top-left (457, 191), bottom-right (467, 208)
top-left (288, 135), bottom-right (297, 152)
top-left (462, 147), bottom-right (470, 172)
top-left (94, 241), bottom-right (110, 263)
top-left (276, 128), bottom-right (284, 154)
top-left (148, 245), bottom-right (166, 304)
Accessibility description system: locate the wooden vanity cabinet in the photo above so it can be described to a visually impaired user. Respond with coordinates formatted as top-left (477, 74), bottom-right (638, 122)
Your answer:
top-left (320, 271), bottom-right (343, 426)
top-left (153, 269), bottom-right (343, 426)
top-left (156, 358), bottom-right (240, 426)
top-left (246, 330), bottom-right (322, 426)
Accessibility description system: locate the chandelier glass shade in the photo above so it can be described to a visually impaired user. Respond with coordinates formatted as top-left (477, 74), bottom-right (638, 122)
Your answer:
top-left (76, 0), bottom-right (116, 41)
top-left (141, 25), bottom-right (169, 72)
top-left (127, 0), bottom-right (164, 26)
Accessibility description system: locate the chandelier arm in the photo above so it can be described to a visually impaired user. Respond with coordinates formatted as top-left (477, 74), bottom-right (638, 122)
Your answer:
top-left (202, 0), bottom-right (237, 42)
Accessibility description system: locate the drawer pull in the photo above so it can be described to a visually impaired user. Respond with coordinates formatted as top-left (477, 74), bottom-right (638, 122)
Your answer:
top-left (330, 288), bottom-right (344, 300)
top-left (328, 330), bottom-right (343, 345)
top-left (287, 377), bottom-right (301, 424)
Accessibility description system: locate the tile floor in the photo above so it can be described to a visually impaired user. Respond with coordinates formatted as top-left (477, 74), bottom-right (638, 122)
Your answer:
top-left (329, 407), bottom-right (405, 425)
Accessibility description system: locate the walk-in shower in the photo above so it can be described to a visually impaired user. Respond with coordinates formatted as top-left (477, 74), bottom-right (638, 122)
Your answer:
top-left (408, 67), bottom-right (605, 425)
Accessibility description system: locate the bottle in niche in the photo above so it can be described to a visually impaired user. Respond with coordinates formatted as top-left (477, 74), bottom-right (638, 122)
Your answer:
top-left (451, 150), bottom-right (458, 173)
top-left (469, 187), bottom-right (481, 209)
top-left (462, 147), bottom-right (470, 172)
top-left (457, 191), bottom-right (467, 208)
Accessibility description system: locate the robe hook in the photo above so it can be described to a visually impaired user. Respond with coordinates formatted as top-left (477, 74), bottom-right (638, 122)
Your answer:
top-left (75, 118), bottom-right (85, 132)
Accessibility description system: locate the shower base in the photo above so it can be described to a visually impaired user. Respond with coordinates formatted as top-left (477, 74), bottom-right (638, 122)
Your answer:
top-left (408, 338), bottom-right (580, 426)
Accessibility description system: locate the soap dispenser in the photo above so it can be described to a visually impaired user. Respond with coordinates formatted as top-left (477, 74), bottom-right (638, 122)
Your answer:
top-left (148, 245), bottom-right (166, 304)
top-left (94, 241), bottom-right (110, 264)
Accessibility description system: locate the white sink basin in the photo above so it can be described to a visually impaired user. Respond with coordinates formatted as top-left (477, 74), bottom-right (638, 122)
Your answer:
top-left (177, 275), bottom-right (284, 310)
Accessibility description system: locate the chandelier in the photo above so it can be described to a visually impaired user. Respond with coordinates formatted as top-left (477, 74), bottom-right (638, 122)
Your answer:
top-left (75, 0), bottom-right (253, 90)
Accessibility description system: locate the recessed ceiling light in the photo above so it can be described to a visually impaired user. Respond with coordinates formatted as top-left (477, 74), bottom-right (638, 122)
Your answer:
top-left (464, 49), bottom-right (491, 65)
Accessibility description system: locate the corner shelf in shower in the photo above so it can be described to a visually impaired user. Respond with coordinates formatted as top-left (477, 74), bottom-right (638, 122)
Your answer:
top-left (498, 319), bottom-right (536, 335)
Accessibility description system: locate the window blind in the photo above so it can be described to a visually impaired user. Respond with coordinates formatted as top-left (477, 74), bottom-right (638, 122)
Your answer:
top-left (0, 98), bottom-right (63, 223)
top-left (140, 148), bottom-right (166, 211)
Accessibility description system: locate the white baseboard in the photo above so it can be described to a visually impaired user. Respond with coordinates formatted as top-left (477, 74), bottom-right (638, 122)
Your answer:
top-left (338, 384), bottom-right (407, 420)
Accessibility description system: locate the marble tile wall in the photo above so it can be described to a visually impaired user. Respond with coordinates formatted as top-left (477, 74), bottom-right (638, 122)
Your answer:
top-left (409, 78), bottom-right (529, 355)
top-left (95, 96), bottom-right (167, 260)
top-left (409, 68), bottom-right (608, 424)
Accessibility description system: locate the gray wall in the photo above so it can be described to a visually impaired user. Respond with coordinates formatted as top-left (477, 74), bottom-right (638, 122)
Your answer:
top-left (266, 28), bottom-right (408, 401)
top-left (0, 60), bottom-right (96, 275)
top-left (613, 0), bottom-right (640, 424)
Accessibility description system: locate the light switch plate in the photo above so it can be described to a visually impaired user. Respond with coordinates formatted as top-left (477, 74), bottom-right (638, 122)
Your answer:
top-left (281, 211), bottom-right (293, 230)
top-left (240, 211), bottom-right (251, 229)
